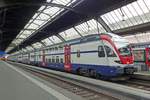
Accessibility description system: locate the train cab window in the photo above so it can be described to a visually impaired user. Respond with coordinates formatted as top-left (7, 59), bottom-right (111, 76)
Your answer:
top-left (77, 50), bottom-right (80, 57)
top-left (98, 46), bottom-right (105, 57)
top-left (104, 46), bottom-right (116, 57)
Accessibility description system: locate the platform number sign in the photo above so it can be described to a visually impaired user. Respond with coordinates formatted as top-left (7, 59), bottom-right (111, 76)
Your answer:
top-left (64, 45), bottom-right (71, 72)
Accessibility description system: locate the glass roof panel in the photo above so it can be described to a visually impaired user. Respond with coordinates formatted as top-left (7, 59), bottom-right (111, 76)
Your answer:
top-left (43, 7), bottom-right (60, 16)
top-left (12, 39), bottom-right (22, 44)
top-left (101, 0), bottom-right (150, 30)
top-left (32, 13), bottom-right (38, 19)
top-left (138, 0), bottom-right (149, 13)
top-left (33, 19), bottom-right (45, 25)
top-left (41, 38), bottom-right (53, 46)
top-left (21, 48), bottom-right (27, 52)
top-left (127, 4), bottom-right (138, 17)
top-left (75, 19), bottom-right (106, 36)
top-left (38, 6), bottom-right (46, 11)
top-left (19, 35), bottom-right (26, 39)
top-left (59, 28), bottom-right (80, 40)
top-left (32, 42), bottom-right (43, 48)
top-left (132, 2), bottom-right (143, 15)
top-left (37, 13), bottom-right (50, 20)
top-left (46, 0), bottom-right (51, 2)
top-left (26, 46), bottom-right (34, 51)
top-left (27, 23), bottom-right (39, 29)
top-left (6, 0), bottom-right (78, 53)
top-left (49, 35), bottom-right (62, 43)
top-left (52, 0), bottom-right (71, 5)
top-left (144, 0), bottom-right (150, 7)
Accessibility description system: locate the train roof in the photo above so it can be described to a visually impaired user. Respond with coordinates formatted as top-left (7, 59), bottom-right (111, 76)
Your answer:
top-left (14, 33), bottom-right (126, 54)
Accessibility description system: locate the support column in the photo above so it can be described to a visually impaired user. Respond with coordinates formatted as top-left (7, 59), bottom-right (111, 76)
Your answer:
top-left (95, 16), bottom-right (112, 33)
top-left (73, 27), bottom-right (83, 37)
top-left (56, 34), bottom-right (66, 42)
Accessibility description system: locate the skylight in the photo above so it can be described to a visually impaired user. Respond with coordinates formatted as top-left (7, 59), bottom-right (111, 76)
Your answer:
top-left (101, 0), bottom-right (150, 30)
top-left (5, 0), bottom-right (77, 53)
top-left (75, 19), bottom-right (106, 36)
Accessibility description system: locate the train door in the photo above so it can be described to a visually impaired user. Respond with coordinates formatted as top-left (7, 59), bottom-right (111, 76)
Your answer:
top-left (34, 51), bottom-right (36, 64)
top-left (64, 45), bottom-right (71, 72)
top-left (145, 48), bottom-right (150, 69)
top-left (28, 53), bottom-right (30, 64)
top-left (42, 49), bottom-right (46, 66)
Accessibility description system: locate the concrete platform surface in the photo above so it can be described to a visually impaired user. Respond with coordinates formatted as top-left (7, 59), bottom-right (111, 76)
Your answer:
top-left (0, 61), bottom-right (72, 100)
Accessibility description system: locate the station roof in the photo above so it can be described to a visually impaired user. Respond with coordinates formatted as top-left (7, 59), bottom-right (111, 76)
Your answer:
top-left (0, 0), bottom-right (46, 51)
top-left (3, 0), bottom-right (150, 53)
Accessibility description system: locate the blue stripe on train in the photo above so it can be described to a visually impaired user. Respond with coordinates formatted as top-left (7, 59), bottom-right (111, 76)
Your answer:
top-left (71, 63), bottom-right (123, 77)
top-left (32, 61), bottom-right (124, 77)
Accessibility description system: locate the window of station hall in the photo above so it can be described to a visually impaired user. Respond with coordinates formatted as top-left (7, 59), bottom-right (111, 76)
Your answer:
top-left (101, 0), bottom-right (150, 30)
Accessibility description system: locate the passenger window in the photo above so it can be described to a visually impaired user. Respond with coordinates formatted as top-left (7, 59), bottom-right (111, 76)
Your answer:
top-left (49, 48), bottom-right (52, 52)
top-left (77, 50), bottom-right (80, 57)
top-left (55, 47), bottom-right (58, 51)
top-left (56, 56), bottom-right (59, 63)
top-left (60, 58), bottom-right (63, 63)
top-left (104, 46), bottom-right (116, 57)
top-left (52, 56), bottom-right (55, 63)
top-left (59, 46), bottom-right (63, 50)
top-left (46, 58), bottom-right (48, 62)
top-left (98, 46), bottom-right (105, 57)
top-left (49, 58), bottom-right (51, 63)
top-left (52, 48), bottom-right (54, 51)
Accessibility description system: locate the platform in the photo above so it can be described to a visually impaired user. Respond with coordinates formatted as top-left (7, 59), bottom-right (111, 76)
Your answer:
top-left (0, 61), bottom-right (83, 100)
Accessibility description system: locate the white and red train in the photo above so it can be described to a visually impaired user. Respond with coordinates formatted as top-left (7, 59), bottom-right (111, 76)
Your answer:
top-left (8, 33), bottom-right (137, 78)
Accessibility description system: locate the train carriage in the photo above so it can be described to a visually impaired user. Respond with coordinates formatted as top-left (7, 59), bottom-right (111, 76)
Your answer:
top-left (8, 33), bottom-right (137, 78)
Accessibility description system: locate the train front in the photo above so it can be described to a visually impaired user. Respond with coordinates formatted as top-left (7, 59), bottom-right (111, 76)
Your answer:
top-left (111, 33), bottom-right (137, 75)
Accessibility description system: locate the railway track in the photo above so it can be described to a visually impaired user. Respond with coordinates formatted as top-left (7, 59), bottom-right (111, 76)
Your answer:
top-left (115, 78), bottom-right (150, 91)
top-left (8, 61), bottom-right (150, 100)
top-left (10, 62), bottom-right (119, 100)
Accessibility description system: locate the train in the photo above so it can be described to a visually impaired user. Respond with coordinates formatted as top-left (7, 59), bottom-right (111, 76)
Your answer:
top-left (8, 33), bottom-right (137, 78)
top-left (132, 47), bottom-right (150, 71)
